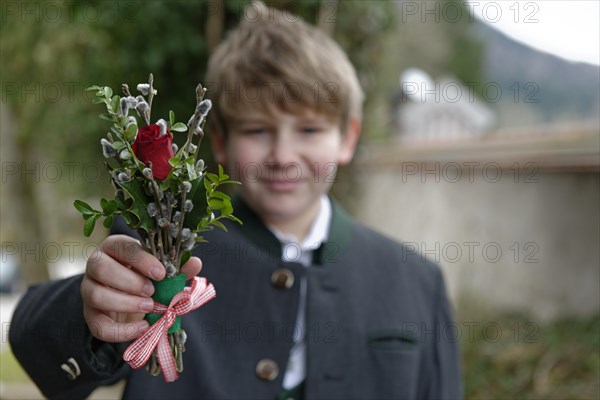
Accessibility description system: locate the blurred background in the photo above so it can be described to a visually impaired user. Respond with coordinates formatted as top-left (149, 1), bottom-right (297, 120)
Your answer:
top-left (1, 0), bottom-right (598, 398)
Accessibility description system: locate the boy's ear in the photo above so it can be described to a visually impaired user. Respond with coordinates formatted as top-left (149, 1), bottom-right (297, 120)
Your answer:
top-left (338, 117), bottom-right (362, 166)
top-left (210, 130), bottom-right (227, 165)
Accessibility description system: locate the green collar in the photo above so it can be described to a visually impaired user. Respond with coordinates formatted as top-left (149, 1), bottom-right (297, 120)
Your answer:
top-left (231, 195), bottom-right (353, 265)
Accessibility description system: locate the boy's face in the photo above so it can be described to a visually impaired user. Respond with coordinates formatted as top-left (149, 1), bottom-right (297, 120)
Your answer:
top-left (212, 107), bottom-right (360, 227)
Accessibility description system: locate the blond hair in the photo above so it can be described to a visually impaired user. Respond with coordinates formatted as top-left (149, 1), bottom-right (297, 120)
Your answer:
top-left (205, 2), bottom-right (363, 134)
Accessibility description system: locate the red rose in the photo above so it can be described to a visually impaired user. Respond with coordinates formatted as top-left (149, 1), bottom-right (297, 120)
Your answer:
top-left (132, 124), bottom-right (174, 180)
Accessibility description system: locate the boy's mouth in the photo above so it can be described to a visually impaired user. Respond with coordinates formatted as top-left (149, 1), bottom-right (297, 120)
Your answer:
top-left (261, 178), bottom-right (302, 192)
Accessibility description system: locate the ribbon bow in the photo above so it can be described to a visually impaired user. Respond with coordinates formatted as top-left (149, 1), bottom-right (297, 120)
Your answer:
top-left (123, 276), bottom-right (216, 382)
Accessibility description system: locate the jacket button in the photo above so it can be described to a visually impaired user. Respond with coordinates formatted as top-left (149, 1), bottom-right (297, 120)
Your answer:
top-left (256, 358), bottom-right (279, 381)
top-left (271, 268), bottom-right (295, 289)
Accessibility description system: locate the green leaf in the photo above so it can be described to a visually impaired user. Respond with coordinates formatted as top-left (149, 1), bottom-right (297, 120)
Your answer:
top-left (121, 211), bottom-right (133, 225)
top-left (186, 162), bottom-right (198, 180)
top-left (168, 157), bottom-right (182, 167)
top-left (219, 180), bottom-right (241, 186)
top-left (211, 219), bottom-right (228, 232)
top-left (215, 164), bottom-right (230, 181)
top-left (74, 200), bottom-right (96, 215)
top-left (198, 224), bottom-right (214, 232)
top-left (159, 179), bottom-right (171, 191)
top-left (102, 199), bottom-right (118, 215)
top-left (183, 176), bottom-right (208, 230)
top-left (203, 176), bottom-right (212, 191)
top-left (115, 191), bottom-right (133, 211)
top-left (104, 86), bottom-right (113, 99)
top-left (103, 214), bottom-right (115, 228)
top-left (226, 214), bottom-right (243, 225)
top-left (169, 110), bottom-right (175, 127)
top-left (206, 172), bottom-right (219, 184)
top-left (99, 113), bottom-right (113, 122)
top-left (111, 95), bottom-right (120, 114)
top-left (210, 191), bottom-right (231, 201)
top-left (180, 250), bottom-right (191, 267)
top-left (86, 85), bottom-right (101, 91)
top-left (117, 179), bottom-right (156, 233)
top-left (194, 236), bottom-right (208, 243)
top-left (208, 199), bottom-right (225, 210)
top-left (124, 123), bottom-right (138, 141)
top-left (118, 115), bottom-right (129, 127)
top-left (111, 141), bottom-right (126, 150)
top-left (196, 216), bottom-right (209, 229)
top-left (83, 214), bottom-right (100, 237)
top-left (171, 122), bottom-right (188, 132)
top-left (220, 203), bottom-right (233, 217)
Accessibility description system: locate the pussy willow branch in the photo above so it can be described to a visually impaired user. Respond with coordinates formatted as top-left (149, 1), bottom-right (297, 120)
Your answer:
top-left (185, 84), bottom-right (207, 154)
top-left (122, 84), bottom-right (132, 97)
top-left (194, 118), bottom-right (206, 161)
top-left (148, 231), bottom-right (158, 257)
top-left (164, 191), bottom-right (178, 273)
top-left (147, 73), bottom-right (155, 111)
top-left (146, 173), bottom-right (167, 266)
top-left (173, 189), bottom-right (188, 269)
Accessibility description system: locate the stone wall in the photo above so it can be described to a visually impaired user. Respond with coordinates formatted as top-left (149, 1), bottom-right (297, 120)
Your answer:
top-left (354, 126), bottom-right (600, 321)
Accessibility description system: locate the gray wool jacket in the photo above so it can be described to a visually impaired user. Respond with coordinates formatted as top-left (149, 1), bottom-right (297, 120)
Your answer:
top-left (10, 196), bottom-right (462, 399)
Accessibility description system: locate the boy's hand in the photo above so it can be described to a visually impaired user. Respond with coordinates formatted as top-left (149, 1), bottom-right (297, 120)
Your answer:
top-left (81, 235), bottom-right (202, 343)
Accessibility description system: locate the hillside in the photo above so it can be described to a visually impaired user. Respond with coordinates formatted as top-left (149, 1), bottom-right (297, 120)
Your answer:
top-left (474, 22), bottom-right (600, 128)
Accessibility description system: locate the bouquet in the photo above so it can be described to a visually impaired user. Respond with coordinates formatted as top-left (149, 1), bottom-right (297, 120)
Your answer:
top-left (74, 74), bottom-right (240, 382)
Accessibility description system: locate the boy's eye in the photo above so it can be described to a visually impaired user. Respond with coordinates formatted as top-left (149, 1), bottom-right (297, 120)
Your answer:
top-left (242, 128), bottom-right (268, 135)
top-left (301, 126), bottom-right (322, 134)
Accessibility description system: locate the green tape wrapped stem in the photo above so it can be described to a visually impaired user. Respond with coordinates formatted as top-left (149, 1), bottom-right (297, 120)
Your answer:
top-left (145, 274), bottom-right (187, 334)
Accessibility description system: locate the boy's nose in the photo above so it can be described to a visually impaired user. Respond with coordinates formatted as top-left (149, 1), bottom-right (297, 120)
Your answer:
top-left (269, 133), bottom-right (298, 165)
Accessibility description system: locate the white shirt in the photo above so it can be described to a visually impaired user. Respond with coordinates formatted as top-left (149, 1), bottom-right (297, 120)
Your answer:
top-left (267, 195), bottom-right (332, 389)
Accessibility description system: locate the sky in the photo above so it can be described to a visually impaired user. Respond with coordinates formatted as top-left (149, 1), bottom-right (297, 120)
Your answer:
top-left (465, 0), bottom-right (600, 65)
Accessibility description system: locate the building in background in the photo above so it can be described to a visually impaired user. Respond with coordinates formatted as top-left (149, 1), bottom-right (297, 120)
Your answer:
top-left (393, 68), bottom-right (495, 140)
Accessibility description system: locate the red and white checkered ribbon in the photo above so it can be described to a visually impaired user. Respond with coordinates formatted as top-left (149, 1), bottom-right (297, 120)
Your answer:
top-left (123, 276), bottom-right (216, 382)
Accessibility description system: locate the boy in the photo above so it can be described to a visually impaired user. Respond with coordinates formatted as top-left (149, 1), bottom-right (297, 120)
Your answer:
top-left (10, 3), bottom-right (462, 399)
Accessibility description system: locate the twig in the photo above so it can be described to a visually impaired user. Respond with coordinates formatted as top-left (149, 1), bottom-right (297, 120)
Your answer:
top-left (174, 189), bottom-right (188, 269)
top-left (147, 73), bottom-right (155, 111)
top-left (148, 231), bottom-right (158, 258)
top-left (122, 84), bottom-right (132, 97)
top-left (146, 170), bottom-right (167, 267)
top-left (185, 84), bottom-right (207, 154)
top-left (194, 120), bottom-right (206, 161)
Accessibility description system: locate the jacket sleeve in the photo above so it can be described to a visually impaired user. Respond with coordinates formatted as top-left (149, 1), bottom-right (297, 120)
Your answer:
top-left (420, 268), bottom-right (463, 399)
top-left (9, 274), bottom-right (129, 400)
